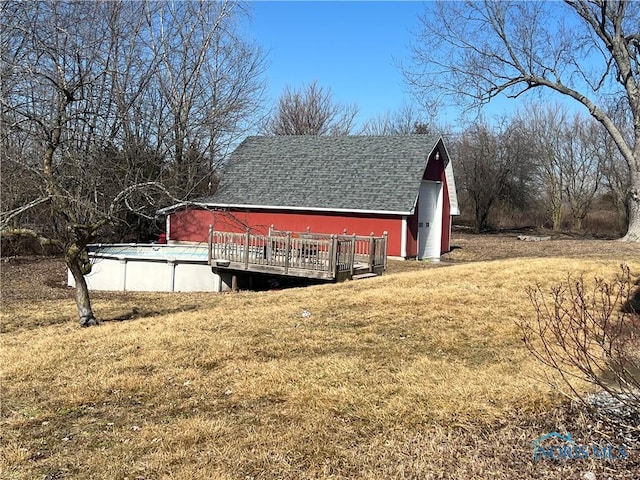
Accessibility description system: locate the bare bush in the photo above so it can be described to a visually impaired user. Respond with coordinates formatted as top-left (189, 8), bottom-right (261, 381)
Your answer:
top-left (520, 265), bottom-right (640, 425)
top-left (264, 80), bottom-right (358, 135)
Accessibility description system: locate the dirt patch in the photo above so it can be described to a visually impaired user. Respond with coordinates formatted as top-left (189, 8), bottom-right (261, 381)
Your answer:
top-left (386, 230), bottom-right (639, 275)
top-left (445, 230), bottom-right (639, 262)
top-left (1, 256), bottom-right (72, 304)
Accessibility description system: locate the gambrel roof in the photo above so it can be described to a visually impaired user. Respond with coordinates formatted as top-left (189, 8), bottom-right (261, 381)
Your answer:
top-left (162, 135), bottom-right (459, 216)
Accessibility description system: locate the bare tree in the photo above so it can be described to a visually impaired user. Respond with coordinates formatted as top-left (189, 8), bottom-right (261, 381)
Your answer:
top-left (406, 0), bottom-right (640, 240)
top-left (359, 103), bottom-right (433, 135)
top-left (453, 118), bottom-right (534, 232)
top-left (602, 142), bottom-right (632, 232)
top-left (1, 1), bottom-right (165, 326)
top-left (0, 0), bottom-right (265, 326)
top-left (455, 123), bottom-right (501, 232)
top-left (600, 100), bottom-right (634, 232)
top-left (562, 114), bottom-right (604, 230)
top-left (517, 104), bottom-right (568, 231)
top-left (518, 104), bottom-right (603, 230)
top-left (264, 80), bottom-right (358, 135)
top-left (148, 0), bottom-right (266, 198)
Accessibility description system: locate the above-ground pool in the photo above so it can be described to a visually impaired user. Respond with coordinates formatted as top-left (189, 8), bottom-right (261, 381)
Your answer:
top-left (67, 243), bottom-right (232, 292)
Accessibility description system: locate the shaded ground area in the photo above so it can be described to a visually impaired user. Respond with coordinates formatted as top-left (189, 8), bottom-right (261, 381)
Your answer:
top-left (1, 256), bottom-right (71, 304)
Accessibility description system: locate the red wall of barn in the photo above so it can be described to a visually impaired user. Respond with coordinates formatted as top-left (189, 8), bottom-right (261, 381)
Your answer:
top-left (406, 212), bottom-right (418, 257)
top-left (169, 208), bottom-right (406, 256)
top-left (441, 177), bottom-right (452, 251)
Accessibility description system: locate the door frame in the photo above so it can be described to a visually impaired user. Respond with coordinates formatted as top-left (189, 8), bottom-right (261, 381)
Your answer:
top-left (417, 180), bottom-right (443, 260)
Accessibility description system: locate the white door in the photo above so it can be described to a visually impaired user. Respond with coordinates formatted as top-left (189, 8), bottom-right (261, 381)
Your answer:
top-left (418, 181), bottom-right (443, 260)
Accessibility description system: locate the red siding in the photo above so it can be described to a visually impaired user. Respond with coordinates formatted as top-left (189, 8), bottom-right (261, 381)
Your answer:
top-left (406, 212), bottom-right (418, 257)
top-left (169, 208), bottom-right (406, 256)
top-left (169, 209), bottom-right (215, 240)
top-left (441, 177), bottom-right (452, 252)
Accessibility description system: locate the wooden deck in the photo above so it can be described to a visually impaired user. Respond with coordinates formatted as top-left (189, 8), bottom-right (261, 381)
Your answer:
top-left (207, 227), bottom-right (387, 281)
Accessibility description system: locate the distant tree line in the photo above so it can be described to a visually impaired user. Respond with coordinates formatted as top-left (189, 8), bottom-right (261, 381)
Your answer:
top-left (448, 103), bottom-right (631, 236)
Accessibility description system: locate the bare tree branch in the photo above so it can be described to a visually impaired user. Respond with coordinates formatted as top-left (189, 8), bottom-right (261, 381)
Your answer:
top-left (405, 0), bottom-right (640, 240)
top-left (0, 196), bottom-right (52, 230)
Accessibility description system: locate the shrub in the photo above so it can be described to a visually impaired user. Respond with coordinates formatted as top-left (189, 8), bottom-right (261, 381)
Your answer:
top-left (519, 264), bottom-right (640, 424)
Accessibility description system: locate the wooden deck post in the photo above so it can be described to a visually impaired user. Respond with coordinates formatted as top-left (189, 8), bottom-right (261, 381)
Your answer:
top-left (244, 229), bottom-right (250, 270)
top-left (350, 233), bottom-right (356, 277)
top-left (369, 232), bottom-right (375, 273)
top-left (284, 231), bottom-right (291, 274)
top-left (208, 224), bottom-right (213, 265)
top-left (382, 231), bottom-right (388, 271)
top-left (329, 235), bottom-right (337, 277)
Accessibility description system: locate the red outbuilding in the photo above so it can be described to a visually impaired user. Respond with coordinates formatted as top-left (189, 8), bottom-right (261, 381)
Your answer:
top-left (160, 135), bottom-right (459, 259)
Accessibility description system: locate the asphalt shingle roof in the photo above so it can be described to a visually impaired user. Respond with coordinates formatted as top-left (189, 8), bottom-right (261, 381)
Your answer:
top-left (199, 135), bottom-right (443, 214)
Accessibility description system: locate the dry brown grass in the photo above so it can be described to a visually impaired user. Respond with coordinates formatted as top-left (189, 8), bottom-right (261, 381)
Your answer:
top-left (443, 231), bottom-right (640, 263)
top-left (2, 234), bottom-right (640, 479)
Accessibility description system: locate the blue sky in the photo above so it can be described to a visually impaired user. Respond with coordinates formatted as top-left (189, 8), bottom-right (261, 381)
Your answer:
top-left (244, 1), bottom-right (600, 133)
top-left (247, 1), bottom-right (427, 128)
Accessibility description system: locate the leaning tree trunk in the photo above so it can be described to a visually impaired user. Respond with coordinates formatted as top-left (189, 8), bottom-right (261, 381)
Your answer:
top-left (66, 245), bottom-right (98, 327)
top-left (623, 171), bottom-right (640, 241)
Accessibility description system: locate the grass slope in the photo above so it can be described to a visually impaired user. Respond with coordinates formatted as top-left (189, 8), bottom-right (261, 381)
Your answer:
top-left (2, 256), bottom-right (639, 479)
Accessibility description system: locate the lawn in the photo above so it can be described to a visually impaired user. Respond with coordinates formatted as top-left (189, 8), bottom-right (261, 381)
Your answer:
top-left (1, 232), bottom-right (639, 479)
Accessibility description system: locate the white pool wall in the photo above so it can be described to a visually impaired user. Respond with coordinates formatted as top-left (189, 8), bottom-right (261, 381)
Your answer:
top-left (67, 243), bottom-right (232, 292)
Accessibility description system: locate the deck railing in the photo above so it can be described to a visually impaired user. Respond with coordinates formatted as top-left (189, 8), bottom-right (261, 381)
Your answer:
top-left (208, 226), bottom-right (387, 279)
top-left (269, 226), bottom-right (388, 273)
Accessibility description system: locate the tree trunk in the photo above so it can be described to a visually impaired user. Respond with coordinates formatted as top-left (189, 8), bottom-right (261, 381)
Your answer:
top-left (550, 197), bottom-right (563, 231)
top-left (551, 211), bottom-right (562, 231)
top-left (572, 216), bottom-right (584, 231)
top-left (622, 174), bottom-right (640, 241)
top-left (66, 248), bottom-right (98, 327)
top-left (476, 213), bottom-right (490, 233)
top-left (473, 206), bottom-right (486, 233)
